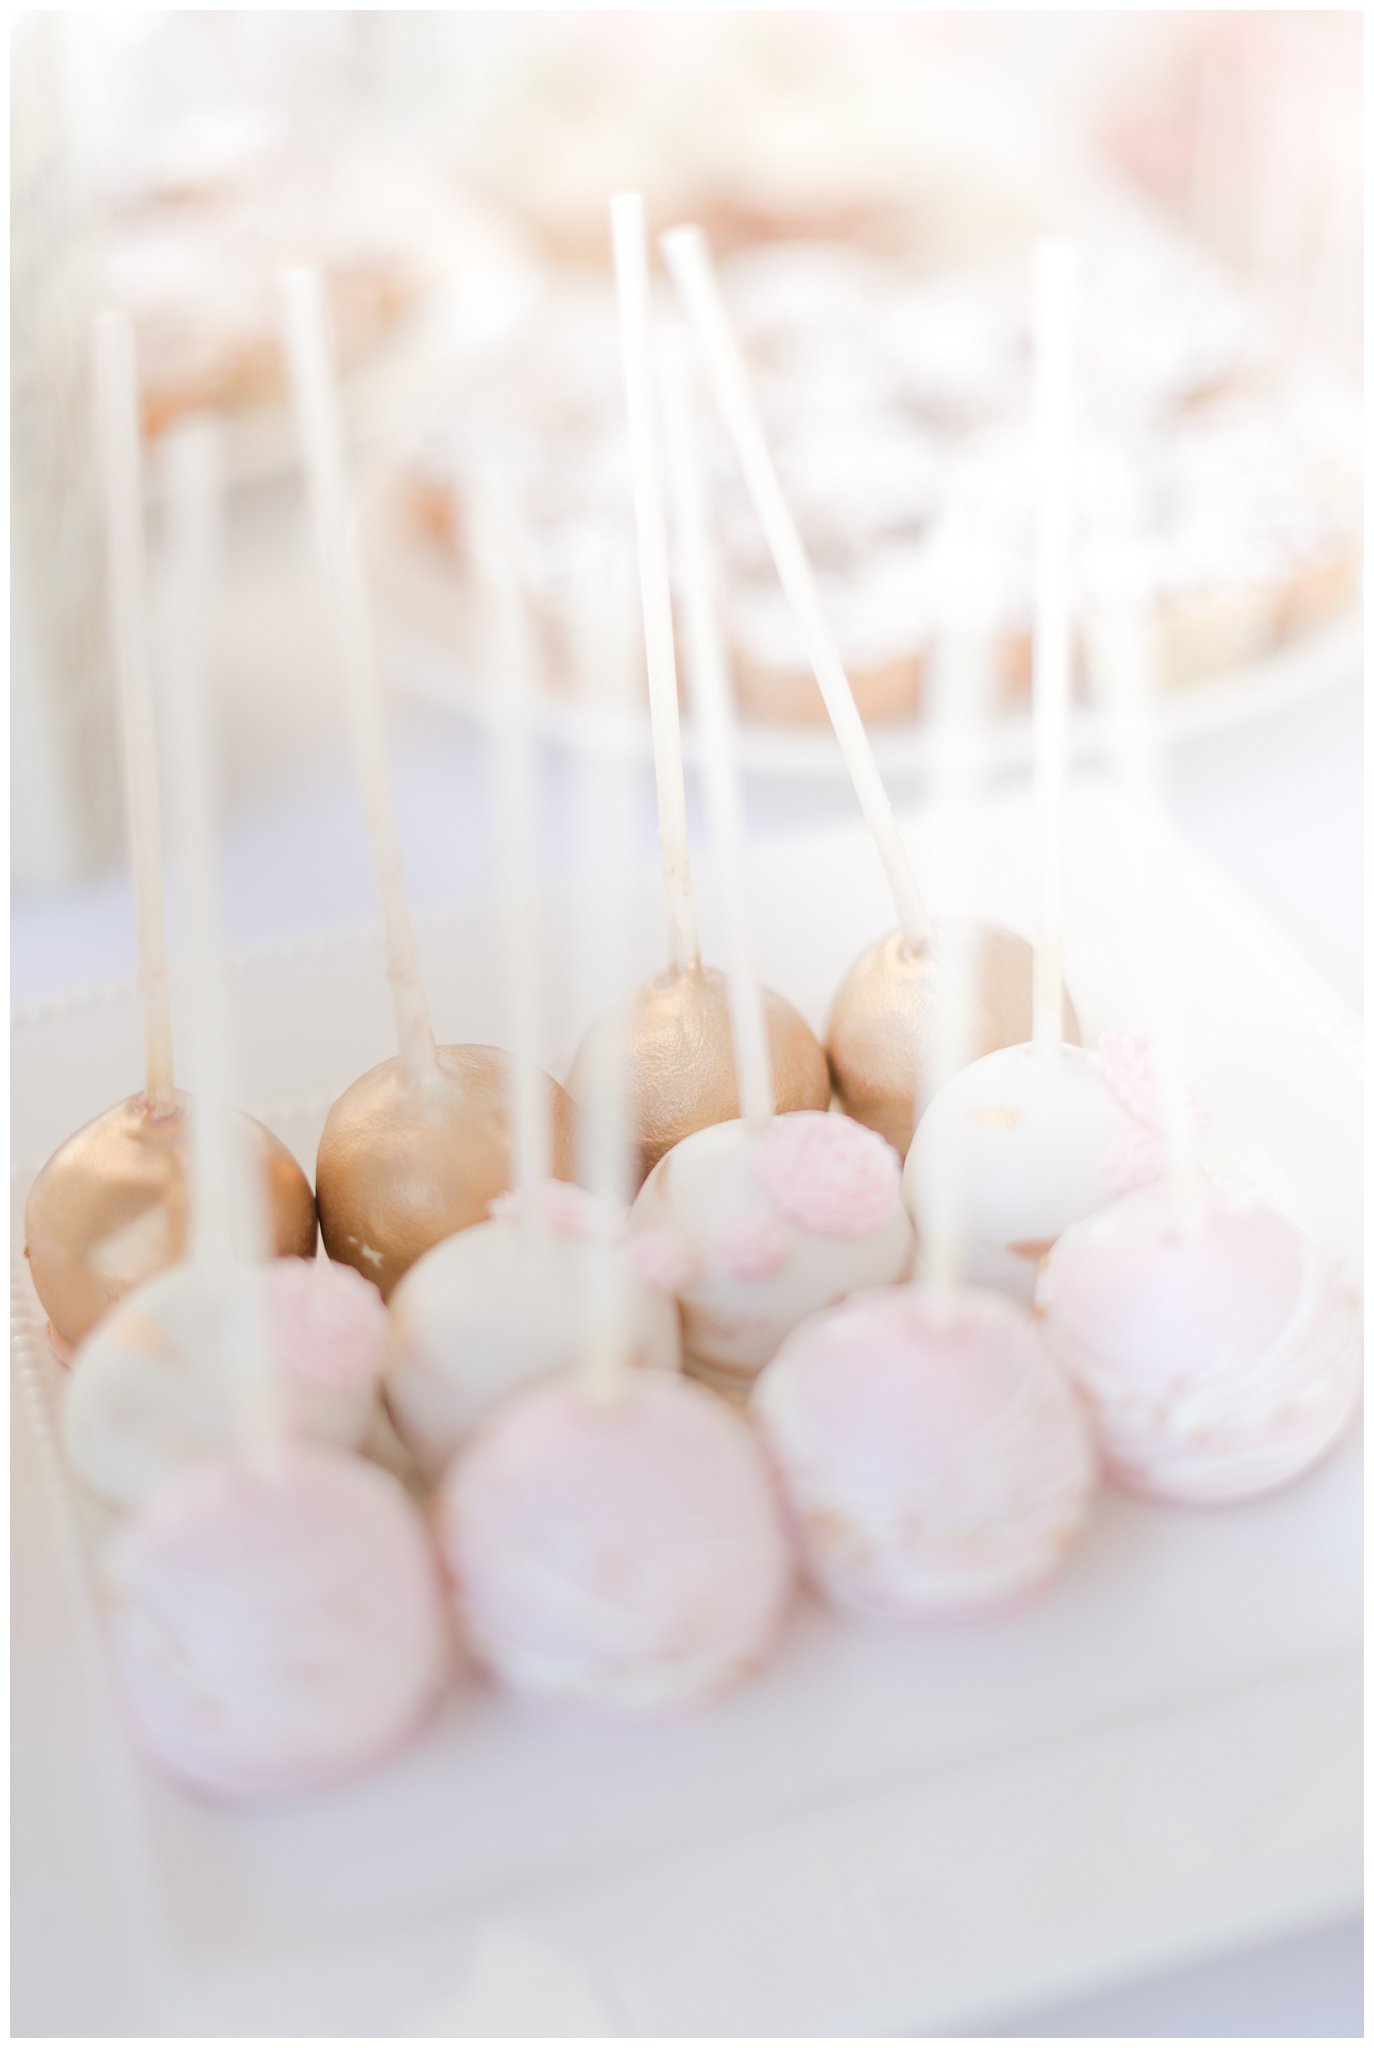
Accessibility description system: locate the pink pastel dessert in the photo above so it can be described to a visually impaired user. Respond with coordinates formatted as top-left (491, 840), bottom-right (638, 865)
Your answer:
top-left (904, 1034), bottom-right (1201, 1304)
top-left (1037, 1181), bottom-right (1362, 1504)
top-left (439, 1368), bottom-right (794, 1715)
top-left (65, 1257), bottom-right (389, 1511)
top-left (629, 1111), bottom-right (914, 1397)
top-left (754, 1286), bottom-right (1096, 1620)
top-left (105, 1444), bottom-right (453, 1804)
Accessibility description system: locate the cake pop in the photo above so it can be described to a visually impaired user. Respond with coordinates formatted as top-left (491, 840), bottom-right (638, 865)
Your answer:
top-left (386, 470), bottom-right (682, 1478)
top-left (629, 338), bottom-right (913, 1398)
top-left (662, 222), bottom-right (1067, 1161)
top-left (755, 1285), bottom-right (1095, 1618)
top-left (567, 197), bottom-right (828, 1191)
top-left (1037, 1181), bottom-right (1361, 1504)
top-left (281, 267), bottom-right (574, 1299)
top-left (439, 1367), bottom-right (792, 1715)
top-left (67, 1251), bottom-right (388, 1511)
top-left (905, 1033), bottom-right (1184, 1303)
top-left (754, 493), bottom-right (1097, 1621)
top-left (106, 1444), bottom-right (453, 1803)
top-left (23, 314), bottom-right (316, 1365)
top-left (441, 500), bottom-right (794, 1716)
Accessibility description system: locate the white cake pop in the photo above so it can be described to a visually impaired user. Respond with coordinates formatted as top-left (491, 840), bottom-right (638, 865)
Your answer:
top-left (632, 1111), bottom-right (913, 1397)
top-left (754, 1286), bottom-right (1096, 1618)
top-left (1037, 1182), bottom-right (1362, 1505)
top-left (438, 1367), bottom-right (793, 1715)
top-left (105, 1445), bottom-right (453, 1803)
top-left (386, 1183), bottom-right (682, 1479)
top-left (904, 1032), bottom-right (1187, 1303)
top-left (65, 1256), bottom-right (388, 1511)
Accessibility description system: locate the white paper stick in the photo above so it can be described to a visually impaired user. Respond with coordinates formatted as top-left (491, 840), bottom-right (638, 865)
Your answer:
top-left (661, 223), bottom-right (933, 954)
top-left (611, 193), bottom-right (699, 978)
top-left (1030, 240), bottom-right (1077, 1055)
top-left (1084, 495), bottom-right (1202, 1229)
top-left (659, 342), bottom-right (774, 1132)
top-left (159, 418), bottom-right (280, 1467)
top-left (472, 464), bottom-right (552, 1236)
top-left (280, 266), bottom-right (437, 1086)
top-left (568, 549), bottom-right (640, 1402)
top-left (91, 311), bottom-right (176, 1115)
top-left (916, 506), bottom-right (995, 1299)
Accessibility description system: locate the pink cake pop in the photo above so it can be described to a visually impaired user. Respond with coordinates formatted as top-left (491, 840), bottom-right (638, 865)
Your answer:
top-left (106, 1446), bottom-right (453, 1803)
top-left (1037, 1183), bottom-right (1361, 1505)
top-left (439, 1368), bottom-right (793, 1716)
top-left (755, 1287), bottom-right (1095, 1618)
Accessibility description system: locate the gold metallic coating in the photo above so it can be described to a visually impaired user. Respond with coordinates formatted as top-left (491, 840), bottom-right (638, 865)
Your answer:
top-left (826, 921), bottom-right (1082, 1156)
top-left (568, 964), bottom-right (831, 1191)
top-left (316, 1044), bottom-right (575, 1301)
top-left (23, 1091), bottom-right (318, 1356)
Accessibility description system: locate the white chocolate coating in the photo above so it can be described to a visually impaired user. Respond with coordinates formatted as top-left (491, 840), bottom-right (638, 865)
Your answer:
top-left (904, 1038), bottom-right (1163, 1303)
top-left (754, 1285), bottom-right (1096, 1619)
top-left (386, 1201), bottom-right (682, 1481)
top-left (439, 1369), bottom-right (794, 1715)
top-left (105, 1445), bottom-right (453, 1804)
top-left (1037, 1183), bottom-right (1363, 1504)
top-left (65, 1258), bottom-right (387, 1511)
top-left (630, 1112), bottom-right (914, 1396)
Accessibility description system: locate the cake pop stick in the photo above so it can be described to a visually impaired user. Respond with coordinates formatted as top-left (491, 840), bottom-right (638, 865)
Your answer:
top-left (630, 345), bottom-right (912, 1399)
top-left (282, 266), bottom-right (574, 1297)
top-left (93, 310), bottom-right (175, 1115)
top-left (281, 265), bottom-right (436, 1085)
top-left (611, 192), bottom-right (697, 978)
top-left (66, 419), bottom-right (381, 1511)
top-left (908, 509), bottom-right (992, 1302)
top-left (658, 338), bottom-right (773, 1135)
top-left (1029, 240), bottom-right (1076, 1056)
top-left (568, 545), bottom-right (642, 1406)
top-left (156, 419), bottom-right (277, 1468)
top-left (384, 500), bottom-right (682, 1480)
top-left (661, 223), bottom-right (930, 951)
top-left (660, 223), bottom-right (1076, 1154)
top-left (478, 465), bottom-right (552, 1236)
top-left (25, 319), bottom-right (316, 1362)
top-left (568, 205), bottom-right (828, 1186)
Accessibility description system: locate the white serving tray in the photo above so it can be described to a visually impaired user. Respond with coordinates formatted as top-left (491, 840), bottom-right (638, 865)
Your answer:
top-left (10, 784), bottom-right (1362, 2036)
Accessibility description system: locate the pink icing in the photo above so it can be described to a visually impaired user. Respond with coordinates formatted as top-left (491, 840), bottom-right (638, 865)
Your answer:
top-left (488, 1181), bottom-right (625, 1239)
top-left (716, 1211), bottom-right (791, 1281)
top-left (755, 1112), bottom-right (902, 1239)
top-left (1099, 1033), bottom-right (1210, 1196)
top-left (628, 1228), bottom-right (699, 1294)
top-left (266, 1259), bottom-right (389, 1392)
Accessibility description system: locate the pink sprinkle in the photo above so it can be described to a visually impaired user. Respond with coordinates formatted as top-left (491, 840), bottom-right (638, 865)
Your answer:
top-left (489, 1181), bottom-right (624, 1240)
top-left (1100, 1030), bottom-right (1210, 1147)
top-left (755, 1113), bottom-right (901, 1240)
top-left (269, 1260), bottom-right (389, 1391)
top-left (717, 1211), bottom-right (791, 1281)
top-left (629, 1229), bottom-right (699, 1295)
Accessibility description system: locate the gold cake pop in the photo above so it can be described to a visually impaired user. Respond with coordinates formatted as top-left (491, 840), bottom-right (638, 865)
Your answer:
top-left (25, 1098), bottom-right (317, 1365)
top-left (571, 964), bottom-right (829, 1190)
top-left (316, 1047), bottom-right (575, 1301)
top-left (826, 921), bottom-right (1081, 1157)
top-left (569, 200), bottom-right (831, 1192)
top-left (24, 315), bottom-right (319, 1363)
